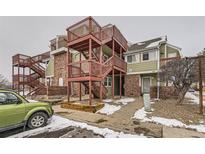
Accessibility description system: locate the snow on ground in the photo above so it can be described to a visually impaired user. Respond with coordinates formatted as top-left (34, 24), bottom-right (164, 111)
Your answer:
top-left (103, 99), bottom-right (113, 103)
top-left (9, 115), bottom-right (146, 138)
top-left (99, 97), bottom-right (135, 115)
top-left (133, 107), bottom-right (205, 133)
top-left (115, 98), bottom-right (135, 105)
top-left (185, 92), bottom-right (205, 105)
top-left (97, 104), bottom-right (121, 115)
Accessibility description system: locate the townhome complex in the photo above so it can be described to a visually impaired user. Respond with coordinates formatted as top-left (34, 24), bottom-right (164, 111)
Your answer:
top-left (12, 17), bottom-right (182, 104)
top-left (124, 36), bottom-right (182, 99)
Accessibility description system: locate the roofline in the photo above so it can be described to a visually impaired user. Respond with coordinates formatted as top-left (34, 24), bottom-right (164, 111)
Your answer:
top-left (126, 42), bottom-right (183, 57)
top-left (130, 35), bottom-right (167, 46)
top-left (166, 43), bottom-right (182, 51)
top-left (125, 46), bottom-right (158, 55)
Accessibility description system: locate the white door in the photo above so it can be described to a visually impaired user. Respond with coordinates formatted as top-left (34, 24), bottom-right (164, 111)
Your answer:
top-left (142, 77), bottom-right (151, 93)
top-left (59, 78), bottom-right (63, 86)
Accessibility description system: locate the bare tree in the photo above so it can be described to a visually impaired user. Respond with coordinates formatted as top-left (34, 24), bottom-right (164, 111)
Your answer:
top-left (0, 74), bottom-right (9, 88)
top-left (160, 58), bottom-right (197, 104)
top-left (197, 48), bottom-right (205, 56)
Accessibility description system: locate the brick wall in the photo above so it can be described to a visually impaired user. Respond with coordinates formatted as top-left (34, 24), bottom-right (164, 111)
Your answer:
top-left (125, 74), bottom-right (141, 97)
top-left (53, 52), bottom-right (67, 86)
top-left (36, 86), bottom-right (67, 96)
top-left (150, 86), bottom-right (179, 99)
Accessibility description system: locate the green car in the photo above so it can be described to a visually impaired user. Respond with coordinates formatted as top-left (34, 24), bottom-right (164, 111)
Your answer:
top-left (0, 89), bottom-right (53, 133)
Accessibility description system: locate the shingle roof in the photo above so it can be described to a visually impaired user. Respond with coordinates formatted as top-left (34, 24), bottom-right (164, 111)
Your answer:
top-left (128, 36), bottom-right (167, 52)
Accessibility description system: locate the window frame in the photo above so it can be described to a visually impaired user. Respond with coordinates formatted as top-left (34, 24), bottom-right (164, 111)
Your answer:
top-left (126, 54), bottom-right (139, 64)
top-left (104, 76), bottom-right (112, 87)
top-left (142, 52), bottom-right (149, 61)
top-left (141, 51), bottom-right (157, 62)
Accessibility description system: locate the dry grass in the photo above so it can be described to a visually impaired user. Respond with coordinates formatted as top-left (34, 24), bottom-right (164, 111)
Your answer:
top-left (151, 99), bottom-right (205, 125)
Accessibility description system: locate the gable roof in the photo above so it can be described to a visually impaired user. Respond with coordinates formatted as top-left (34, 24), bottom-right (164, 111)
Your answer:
top-left (128, 36), bottom-right (167, 52)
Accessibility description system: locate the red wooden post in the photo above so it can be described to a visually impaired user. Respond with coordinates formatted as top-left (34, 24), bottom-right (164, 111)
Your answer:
top-left (67, 49), bottom-right (70, 102)
top-left (12, 58), bottom-right (14, 90)
top-left (89, 17), bottom-right (92, 34)
top-left (29, 67), bottom-right (31, 94)
top-left (112, 40), bottom-right (115, 99)
top-left (89, 38), bottom-right (92, 105)
top-left (18, 64), bottom-right (20, 94)
top-left (120, 47), bottom-right (122, 98)
top-left (23, 67), bottom-right (25, 96)
top-left (198, 56), bottom-right (204, 114)
top-left (100, 45), bottom-right (103, 102)
top-left (79, 52), bottom-right (82, 101)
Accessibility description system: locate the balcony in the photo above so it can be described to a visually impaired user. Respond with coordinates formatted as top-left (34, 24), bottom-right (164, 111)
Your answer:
top-left (102, 25), bottom-right (128, 51)
top-left (12, 54), bottom-right (30, 66)
top-left (68, 60), bottom-right (102, 81)
top-left (12, 52), bottom-right (50, 66)
top-left (67, 17), bottom-right (101, 43)
top-left (113, 55), bottom-right (127, 72)
top-left (160, 57), bottom-right (180, 67)
top-left (68, 55), bottom-right (126, 81)
top-left (31, 51), bottom-right (50, 63)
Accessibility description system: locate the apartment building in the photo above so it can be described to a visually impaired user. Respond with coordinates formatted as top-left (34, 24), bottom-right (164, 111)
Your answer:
top-left (124, 36), bottom-right (182, 98)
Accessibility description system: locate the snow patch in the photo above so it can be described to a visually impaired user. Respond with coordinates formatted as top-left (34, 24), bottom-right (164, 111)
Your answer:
top-left (103, 99), bottom-right (113, 103)
top-left (133, 107), bottom-right (148, 120)
top-left (9, 115), bottom-right (146, 138)
top-left (133, 107), bottom-right (205, 133)
top-left (185, 92), bottom-right (205, 105)
top-left (97, 104), bottom-right (121, 115)
top-left (100, 97), bottom-right (135, 115)
top-left (150, 117), bottom-right (185, 127)
top-left (115, 98), bottom-right (135, 105)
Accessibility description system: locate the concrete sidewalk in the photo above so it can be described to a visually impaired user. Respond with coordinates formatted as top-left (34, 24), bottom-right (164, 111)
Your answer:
top-left (53, 98), bottom-right (205, 138)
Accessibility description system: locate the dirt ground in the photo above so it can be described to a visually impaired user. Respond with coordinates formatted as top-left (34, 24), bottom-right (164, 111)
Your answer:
top-left (28, 126), bottom-right (104, 138)
top-left (54, 96), bottom-right (205, 138)
top-left (151, 98), bottom-right (205, 125)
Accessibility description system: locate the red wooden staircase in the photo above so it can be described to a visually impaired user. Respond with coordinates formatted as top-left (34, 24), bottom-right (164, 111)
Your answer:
top-left (12, 52), bottom-right (50, 95)
top-left (66, 16), bottom-right (128, 105)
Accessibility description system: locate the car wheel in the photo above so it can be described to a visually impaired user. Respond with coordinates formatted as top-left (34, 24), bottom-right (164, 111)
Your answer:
top-left (27, 112), bottom-right (48, 129)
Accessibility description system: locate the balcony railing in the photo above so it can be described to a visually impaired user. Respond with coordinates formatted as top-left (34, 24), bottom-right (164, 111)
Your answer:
top-left (31, 51), bottom-right (50, 63)
top-left (12, 54), bottom-right (30, 65)
top-left (13, 52), bottom-right (50, 66)
top-left (68, 55), bottom-right (126, 79)
top-left (68, 60), bottom-right (102, 78)
top-left (160, 57), bottom-right (181, 67)
top-left (113, 55), bottom-right (127, 72)
top-left (102, 25), bottom-right (128, 50)
top-left (67, 17), bottom-right (101, 42)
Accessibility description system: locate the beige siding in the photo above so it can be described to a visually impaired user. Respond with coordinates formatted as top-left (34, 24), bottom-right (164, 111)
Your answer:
top-left (127, 60), bottom-right (158, 73)
top-left (160, 44), bottom-right (165, 58)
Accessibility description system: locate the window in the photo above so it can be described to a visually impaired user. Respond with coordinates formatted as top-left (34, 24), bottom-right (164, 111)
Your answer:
top-left (142, 53), bottom-right (149, 61)
top-left (6, 93), bottom-right (19, 104)
top-left (0, 92), bottom-right (20, 105)
top-left (127, 55), bottom-right (132, 63)
top-left (0, 93), bottom-right (7, 105)
top-left (104, 77), bottom-right (112, 87)
top-left (127, 54), bottom-right (139, 63)
top-left (142, 51), bottom-right (157, 61)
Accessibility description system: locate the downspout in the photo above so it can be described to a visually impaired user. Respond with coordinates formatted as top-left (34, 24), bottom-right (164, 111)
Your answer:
top-left (157, 46), bottom-right (160, 100)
